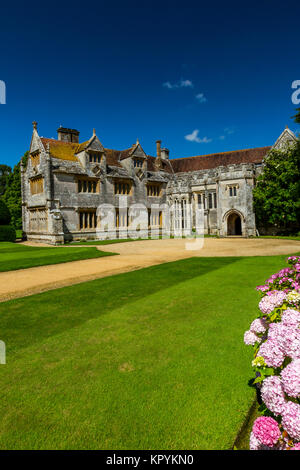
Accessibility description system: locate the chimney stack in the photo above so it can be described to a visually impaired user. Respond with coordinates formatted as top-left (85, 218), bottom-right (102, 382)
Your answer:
top-left (57, 127), bottom-right (80, 143)
top-left (156, 140), bottom-right (162, 158)
top-left (161, 148), bottom-right (169, 160)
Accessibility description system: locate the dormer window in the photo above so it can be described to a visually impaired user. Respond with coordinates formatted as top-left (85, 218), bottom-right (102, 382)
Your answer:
top-left (89, 153), bottom-right (102, 164)
top-left (133, 159), bottom-right (143, 168)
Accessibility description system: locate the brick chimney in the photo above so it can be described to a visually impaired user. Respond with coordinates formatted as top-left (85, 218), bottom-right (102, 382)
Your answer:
top-left (57, 127), bottom-right (80, 143)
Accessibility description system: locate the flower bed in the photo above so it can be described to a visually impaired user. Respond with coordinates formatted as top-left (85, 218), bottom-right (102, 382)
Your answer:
top-left (244, 255), bottom-right (300, 450)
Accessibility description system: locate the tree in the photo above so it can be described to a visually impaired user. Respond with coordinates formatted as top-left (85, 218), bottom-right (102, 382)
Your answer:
top-left (293, 108), bottom-right (300, 125)
top-left (253, 142), bottom-right (300, 235)
top-left (0, 164), bottom-right (11, 196)
top-left (0, 198), bottom-right (11, 225)
top-left (3, 152), bottom-right (28, 230)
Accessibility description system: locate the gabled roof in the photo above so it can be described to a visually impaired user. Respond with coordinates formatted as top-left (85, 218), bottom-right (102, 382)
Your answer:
top-left (75, 140), bottom-right (90, 154)
top-left (119, 147), bottom-right (135, 160)
top-left (169, 146), bottom-right (271, 173)
top-left (40, 138), bottom-right (79, 162)
top-left (272, 127), bottom-right (298, 150)
top-left (40, 137), bottom-right (273, 174)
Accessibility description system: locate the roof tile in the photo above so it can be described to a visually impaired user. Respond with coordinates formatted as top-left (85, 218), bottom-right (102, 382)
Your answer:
top-left (170, 147), bottom-right (271, 173)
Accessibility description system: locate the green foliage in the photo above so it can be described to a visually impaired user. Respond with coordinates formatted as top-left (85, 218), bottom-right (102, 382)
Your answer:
top-left (0, 199), bottom-right (11, 225)
top-left (293, 107), bottom-right (300, 124)
top-left (0, 225), bottom-right (16, 242)
top-left (253, 142), bottom-right (300, 235)
top-left (0, 164), bottom-right (12, 196)
top-left (2, 152), bottom-right (28, 230)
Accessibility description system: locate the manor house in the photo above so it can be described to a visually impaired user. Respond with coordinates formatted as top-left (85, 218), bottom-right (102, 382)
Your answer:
top-left (21, 123), bottom-right (297, 244)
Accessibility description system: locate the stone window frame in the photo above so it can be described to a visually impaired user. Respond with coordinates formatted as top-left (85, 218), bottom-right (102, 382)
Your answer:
top-left (30, 176), bottom-right (44, 195)
top-left (173, 198), bottom-right (188, 230)
top-left (77, 177), bottom-right (100, 194)
top-left (114, 179), bottom-right (132, 196)
top-left (208, 191), bottom-right (217, 209)
top-left (78, 209), bottom-right (98, 230)
top-left (29, 207), bottom-right (48, 232)
top-left (147, 208), bottom-right (162, 228)
top-left (227, 184), bottom-right (239, 197)
top-left (147, 183), bottom-right (161, 197)
top-left (88, 152), bottom-right (102, 164)
top-left (30, 151), bottom-right (40, 169)
top-left (133, 158), bottom-right (144, 168)
top-left (196, 192), bottom-right (206, 209)
top-left (116, 208), bottom-right (129, 228)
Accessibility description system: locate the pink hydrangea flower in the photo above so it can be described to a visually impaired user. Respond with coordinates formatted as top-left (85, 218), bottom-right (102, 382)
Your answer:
top-left (268, 323), bottom-right (300, 360)
top-left (259, 290), bottom-right (287, 314)
top-left (250, 318), bottom-right (267, 334)
top-left (256, 285), bottom-right (269, 293)
top-left (280, 329), bottom-right (300, 360)
top-left (281, 402), bottom-right (300, 441)
top-left (249, 431), bottom-right (272, 450)
top-left (281, 309), bottom-right (300, 327)
top-left (252, 416), bottom-right (281, 447)
top-left (291, 442), bottom-right (300, 450)
top-left (261, 376), bottom-right (287, 416)
top-left (258, 339), bottom-right (285, 368)
top-left (281, 360), bottom-right (300, 398)
top-left (244, 330), bottom-right (261, 346)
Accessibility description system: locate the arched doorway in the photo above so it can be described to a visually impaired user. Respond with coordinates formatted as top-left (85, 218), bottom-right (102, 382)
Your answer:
top-left (227, 212), bottom-right (242, 235)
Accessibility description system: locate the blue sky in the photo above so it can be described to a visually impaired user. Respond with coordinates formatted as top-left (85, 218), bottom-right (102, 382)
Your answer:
top-left (0, 0), bottom-right (299, 167)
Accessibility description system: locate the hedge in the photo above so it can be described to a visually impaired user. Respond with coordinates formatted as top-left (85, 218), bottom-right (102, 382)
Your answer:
top-left (0, 199), bottom-right (11, 225)
top-left (0, 225), bottom-right (16, 242)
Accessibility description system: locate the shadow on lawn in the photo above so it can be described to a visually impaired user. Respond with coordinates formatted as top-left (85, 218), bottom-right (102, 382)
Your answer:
top-left (0, 257), bottom-right (240, 354)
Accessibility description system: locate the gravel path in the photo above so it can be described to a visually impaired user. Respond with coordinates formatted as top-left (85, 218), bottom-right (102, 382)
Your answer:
top-left (0, 238), bottom-right (299, 302)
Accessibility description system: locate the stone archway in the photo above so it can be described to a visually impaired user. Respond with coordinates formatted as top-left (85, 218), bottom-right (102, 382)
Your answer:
top-left (227, 212), bottom-right (242, 236)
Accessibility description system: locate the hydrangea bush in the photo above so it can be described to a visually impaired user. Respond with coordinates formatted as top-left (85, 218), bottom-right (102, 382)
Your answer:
top-left (244, 255), bottom-right (300, 450)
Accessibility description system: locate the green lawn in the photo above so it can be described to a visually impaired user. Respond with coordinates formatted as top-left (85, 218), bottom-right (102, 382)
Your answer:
top-left (0, 253), bottom-right (295, 450)
top-left (257, 235), bottom-right (300, 241)
top-left (0, 242), bottom-right (115, 272)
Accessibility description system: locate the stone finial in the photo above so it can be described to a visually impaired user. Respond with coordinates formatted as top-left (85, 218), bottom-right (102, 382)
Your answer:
top-left (285, 125), bottom-right (289, 129)
top-left (32, 121), bottom-right (38, 130)
top-left (136, 138), bottom-right (139, 145)
top-left (93, 128), bottom-right (96, 136)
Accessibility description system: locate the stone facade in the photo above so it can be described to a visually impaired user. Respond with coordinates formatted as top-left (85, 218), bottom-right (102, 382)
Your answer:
top-left (21, 124), bottom-right (298, 244)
